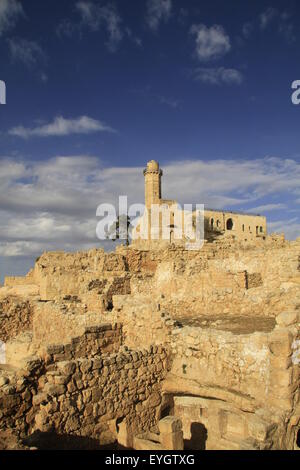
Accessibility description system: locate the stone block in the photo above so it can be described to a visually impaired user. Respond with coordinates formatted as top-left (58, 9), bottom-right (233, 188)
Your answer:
top-left (276, 311), bottom-right (299, 327)
top-left (270, 369), bottom-right (293, 387)
top-left (47, 344), bottom-right (64, 355)
top-left (269, 329), bottom-right (293, 356)
top-left (159, 430), bottom-right (184, 450)
top-left (248, 415), bottom-right (276, 442)
top-left (117, 421), bottom-right (133, 448)
top-left (32, 393), bottom-right (48, 406)
top-left (43, 383), bottom-right (66, 396)
top-left (159, 416), bottom-right (182, 434)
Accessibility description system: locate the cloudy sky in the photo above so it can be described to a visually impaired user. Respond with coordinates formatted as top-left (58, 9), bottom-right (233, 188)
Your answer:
top-left (0, 0), bottom-right (300, 282)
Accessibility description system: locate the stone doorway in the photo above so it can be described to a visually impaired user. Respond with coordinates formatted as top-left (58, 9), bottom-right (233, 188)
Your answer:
top-left (184, 422), bottom-right (208, 450)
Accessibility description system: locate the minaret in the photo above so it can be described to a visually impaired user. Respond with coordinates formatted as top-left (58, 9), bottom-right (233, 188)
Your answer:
top-left (143, 160), bottom-right (162, 209)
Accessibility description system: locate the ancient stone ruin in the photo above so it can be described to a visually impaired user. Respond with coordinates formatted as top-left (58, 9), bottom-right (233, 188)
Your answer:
top-left (0, 161), bottom-right (299, 450)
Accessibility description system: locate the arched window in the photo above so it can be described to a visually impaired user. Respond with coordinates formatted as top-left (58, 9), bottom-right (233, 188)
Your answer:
top-left (260, 226), bottom-right (263, 233)
top-left (210, 218), bottom-right (214, 229)
top-left (242, 224), bottom-right (245, 232)
top-left (216, 220), bottom-right (220, 228)
top-left (226, 218), bottom-right (234, 230)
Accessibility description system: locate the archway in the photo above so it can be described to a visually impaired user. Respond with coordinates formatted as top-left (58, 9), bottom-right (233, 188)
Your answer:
top-left (226, 218), bottom-right (234, 230)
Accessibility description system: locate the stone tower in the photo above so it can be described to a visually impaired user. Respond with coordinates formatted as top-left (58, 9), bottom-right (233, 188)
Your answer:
top-left (143, 160), bottom-right (163, 209)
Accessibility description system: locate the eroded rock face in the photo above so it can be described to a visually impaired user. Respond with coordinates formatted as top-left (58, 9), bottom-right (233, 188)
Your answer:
top-left (0, 430), bottom-right (31, 450)
top-left (0, 237), bottom-right (299, 450)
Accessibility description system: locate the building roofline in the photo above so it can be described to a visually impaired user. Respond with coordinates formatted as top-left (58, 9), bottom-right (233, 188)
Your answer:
top-left (204, 208), bottom-right (264, 217)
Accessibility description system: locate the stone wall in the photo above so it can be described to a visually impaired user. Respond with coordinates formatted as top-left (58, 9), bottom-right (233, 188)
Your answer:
top-left (5, 239), bottom-right (297, 323)
top-left (33, 249), bottom-right (128, 301)
top-left (33, 345), bottom-right (169, 444)
top-left (4, 270), bottom-right (35, 287)
top-left (203, 209), bottom-right (267, 241)
top-left (128, 240), bottom-right (300, 319)
top-left (0, 357), bottom-right (44, 436)
top-left (112, 295), bottom-right (176, 349)
top-left (0, 323), bottom-right (170, 448)
top-left (0, 297), bottom-right (34, 343)
top-left (32, 301), bottom-right (101, 351)
top-left (45, 323), bottom-right (122, 362)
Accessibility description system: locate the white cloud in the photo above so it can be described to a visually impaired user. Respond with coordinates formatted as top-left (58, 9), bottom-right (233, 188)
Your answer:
top-left (8, 38), bottom-right (45, 67)
top-left (146, 0), bottom-right (172, 31)
top-left (162, 158), bottom-right (300, 208)
top-left (0, 155), bottom-right (140, 259)
top-left (0, 0), bottom-right (23, 36)
top-left (258, 8), bottom-right (295, 43)
top-left (76, 1), bottom-right (123, 51)
top-left (125, 27), bottom-right (142, 48)
top-left (158, 96), bottom-right (180, 108)
top-left (0, 160), bottom-right (27, 181)
top-left (9, 116), bottom-right (116, 139)
top-left (242, 22), bottom-right (253, 39)
top-left (278, 18), bottom-right (295, 44)
top-left (58, 1), bottom-right (142, 51)
top-left (259, 7), bottom-right (278, 30)
top-left (268, 218), bottom-right (300, 241)
top-left (190, 24), bottom-right (231, 62)
top-left (56, 18), bottom-right (77, 38)
top-left (248, 203), bottom-right (287, 213)
top-left (193, 67), bottom-right (243, 85)
top-left (40, 72), bottom-right (48, 83)
top-left (132, 86), bottom-right (180, 108)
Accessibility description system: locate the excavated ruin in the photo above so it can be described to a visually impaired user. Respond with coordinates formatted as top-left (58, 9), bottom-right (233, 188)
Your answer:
top-left (0, 234), bottom-right (299, 450)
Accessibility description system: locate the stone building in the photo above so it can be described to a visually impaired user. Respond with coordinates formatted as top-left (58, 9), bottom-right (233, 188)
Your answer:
top-left (133, 160), bottom-right (267, 246)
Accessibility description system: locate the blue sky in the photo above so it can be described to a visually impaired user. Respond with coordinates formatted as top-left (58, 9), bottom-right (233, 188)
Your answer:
top-left (0, 0), bottom-right (300, 282)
